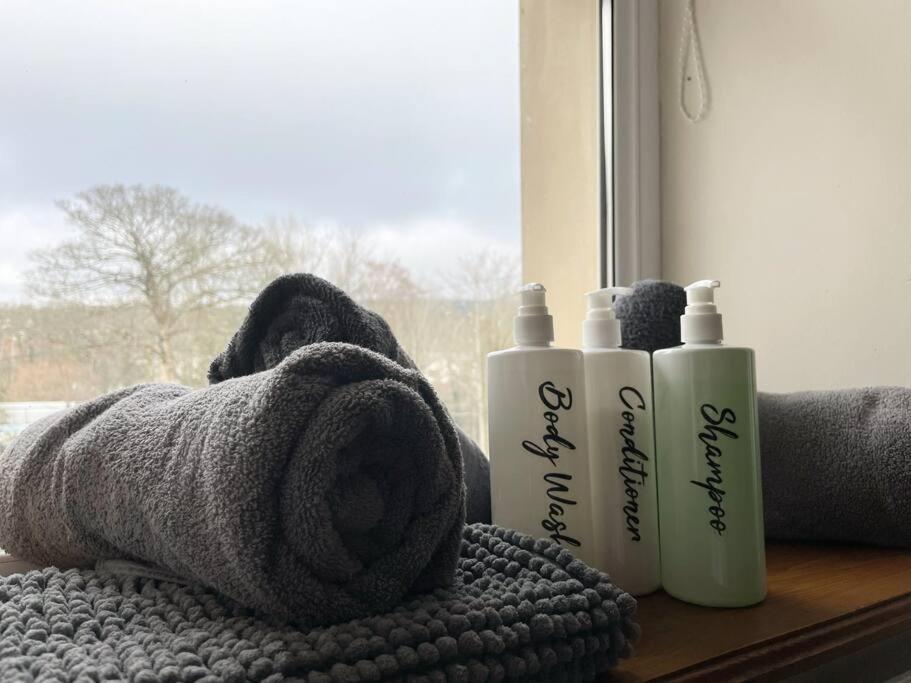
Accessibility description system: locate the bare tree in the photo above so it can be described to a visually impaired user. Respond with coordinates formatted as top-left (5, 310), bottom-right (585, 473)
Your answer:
top-left (16, 186), bottom-right (520, 455)
top-left (27, 184), bottom-right (270, 381)
top-left (363, 260), bottom-right (438, 368)
top-left (258, 214), bottom-right (329, 277)
top-left (445, 249), bottom-right (520, 449)
top-left (324, 227), bottom-right (381, 299)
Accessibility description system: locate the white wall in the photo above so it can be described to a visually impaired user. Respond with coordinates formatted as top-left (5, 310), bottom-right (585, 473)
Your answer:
top-left (659, 0), bottom-right (911, 391)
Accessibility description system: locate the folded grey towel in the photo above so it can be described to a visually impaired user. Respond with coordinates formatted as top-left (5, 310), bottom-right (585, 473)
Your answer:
top-left (759, 388), bottom-right (911, 547)
top-left (0, 343), bottom-right (464, 623)
top-left (0, 525), bottom-right (638, 682)
top-left (615, 280), bottom-right (911, 548)
top-left (209, 273), bottom-right (493, 526)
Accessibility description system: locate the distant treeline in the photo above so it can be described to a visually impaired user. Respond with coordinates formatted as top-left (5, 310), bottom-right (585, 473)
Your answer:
top-left (1, 184), bottom-right (519, 448)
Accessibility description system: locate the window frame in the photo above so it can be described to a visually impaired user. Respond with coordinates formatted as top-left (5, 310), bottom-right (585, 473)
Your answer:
top-left (603, 0), bottom-right (662, 287)
top-left (519, 0), bottom-right (661, 346)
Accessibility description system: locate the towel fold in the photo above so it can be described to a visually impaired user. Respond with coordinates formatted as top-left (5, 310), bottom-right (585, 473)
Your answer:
top-left (615, 279), bottom-right (911, 548)
top-left (0, 525), bottom-right (638, 682)
top-left (208, 273), bottom-right (492, 525)
top-left (0, 343), bottom-right (465, 623)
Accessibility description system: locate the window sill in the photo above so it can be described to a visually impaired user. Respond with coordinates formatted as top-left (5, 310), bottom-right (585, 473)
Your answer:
top-left (607, 542), bottom-right (911, 681)
top-left (0, 554), bottom-right (41, 577)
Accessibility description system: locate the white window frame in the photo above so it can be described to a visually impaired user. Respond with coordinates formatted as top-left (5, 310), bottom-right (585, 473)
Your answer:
top-left (519, 0), bottom-right (660, 344)
top-left (602, 0), bottom-right (661, 287)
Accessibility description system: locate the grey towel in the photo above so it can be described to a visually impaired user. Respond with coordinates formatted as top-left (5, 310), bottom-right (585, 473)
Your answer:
top-left (759, 388), bottom-right (911, 546)
top-left (0, 343), bottom-right (464, 623)
top-left (0, 525), bottom-right (638, 682)
top-left (613, 279), bottom-right (687, 354)
top-left (209, 274), bottom-right (492, 526)
top-left (615, 279), bottom-right (911, 548)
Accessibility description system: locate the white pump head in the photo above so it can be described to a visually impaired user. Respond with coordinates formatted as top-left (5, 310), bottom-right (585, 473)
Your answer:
top-left (681, 279), bottom-right (723, 343)
top-left (514, 283), bottom-right (554, 345)
top-left (583, 286), bottom-right (632, 348)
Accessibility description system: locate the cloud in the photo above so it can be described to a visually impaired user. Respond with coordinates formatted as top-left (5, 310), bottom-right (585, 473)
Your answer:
top-left (0, 206), bottom-right (70, 302)
top-left (0, 0), bottom-right (520, 235)
top-left (365, 218), bottom-right (520, 288)
top-left (0, 1), bottom-right (521, 301)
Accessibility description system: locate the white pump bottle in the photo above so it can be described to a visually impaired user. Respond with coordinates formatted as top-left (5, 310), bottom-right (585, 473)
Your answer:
top-left (653, 280), bottom-right (766, 607)
top-left (487, 284), bottom-right (597, 566)
top-left (582, 287), bottom-right (660, 595)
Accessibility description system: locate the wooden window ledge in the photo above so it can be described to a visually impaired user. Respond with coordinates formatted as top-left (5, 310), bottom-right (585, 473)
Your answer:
top-left (607, 542), bottom-right (911, 682)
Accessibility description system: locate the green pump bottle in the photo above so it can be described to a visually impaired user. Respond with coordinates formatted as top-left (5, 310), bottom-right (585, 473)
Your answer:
top-left (653, 280), bottom-right (766, 607)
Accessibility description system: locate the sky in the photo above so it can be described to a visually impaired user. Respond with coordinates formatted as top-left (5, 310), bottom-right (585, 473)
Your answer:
top-left (0, 0), bottom-right (520, 300)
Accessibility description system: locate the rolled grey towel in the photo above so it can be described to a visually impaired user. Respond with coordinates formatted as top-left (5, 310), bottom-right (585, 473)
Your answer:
top-left (616, 279), bottom-right (911, 548)
top-left (0, 343), bottom-right (464, 623)
top-left (0, 525), bottom-right (638, 682)
top-left (209, 273), bottom-right (492, 525)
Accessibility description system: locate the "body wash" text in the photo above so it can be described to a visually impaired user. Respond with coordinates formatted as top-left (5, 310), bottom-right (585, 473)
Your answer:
top-left (522, 381), bottom-right (581, 547)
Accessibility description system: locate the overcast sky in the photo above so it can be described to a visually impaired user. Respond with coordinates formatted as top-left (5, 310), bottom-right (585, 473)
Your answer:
top-left (0, 0), bottom-right (520, 300)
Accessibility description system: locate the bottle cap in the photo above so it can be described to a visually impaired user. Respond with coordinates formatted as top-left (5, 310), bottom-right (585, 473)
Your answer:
top-left (681, 279), bottom-right (723, 343)
top-left (514, 283), bottom-right (555, 345)
top-left (582, 286), bottom-right (633, 348)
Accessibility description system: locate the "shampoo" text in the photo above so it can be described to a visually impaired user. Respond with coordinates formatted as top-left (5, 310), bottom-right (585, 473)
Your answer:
top-left (690, 403), bottom-right (738, 535)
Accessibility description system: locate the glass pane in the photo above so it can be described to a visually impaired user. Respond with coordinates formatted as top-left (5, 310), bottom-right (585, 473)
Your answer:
top-left (0, 1), bottom-right (520, 451)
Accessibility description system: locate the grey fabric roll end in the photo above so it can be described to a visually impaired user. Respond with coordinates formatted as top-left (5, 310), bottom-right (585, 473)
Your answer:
top-left (614, 279), bottom-right (686, 353)
top-left (760, 387), bottom-right (911, 548)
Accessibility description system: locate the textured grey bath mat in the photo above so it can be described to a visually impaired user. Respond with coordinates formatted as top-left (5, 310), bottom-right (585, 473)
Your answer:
top-left (0, 526), bottom-right (637, 682)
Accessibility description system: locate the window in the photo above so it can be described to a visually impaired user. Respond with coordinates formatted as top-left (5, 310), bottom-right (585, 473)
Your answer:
top-left (0, 1), bottom-right (520, 450)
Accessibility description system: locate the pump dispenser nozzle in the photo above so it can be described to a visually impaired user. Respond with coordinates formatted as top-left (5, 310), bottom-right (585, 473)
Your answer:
top-left (681, 279), bottom-right (723, 343)
top-left (514, 283), bottom-right (554, 345)
top-left (583, 286), bottom-right (632, 348)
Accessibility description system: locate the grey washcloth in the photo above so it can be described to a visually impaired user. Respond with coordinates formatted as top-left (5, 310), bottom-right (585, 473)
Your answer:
top-left (0, 525), bottom-right (638, 682)
top-left (209, 273), bottom-right (492, 525)
top-left (0, 343), bottom-right (464, 623)
top-left (614, 279), bottom-right (687, 354)
top-left (615, 279), bottom-right (911, 548)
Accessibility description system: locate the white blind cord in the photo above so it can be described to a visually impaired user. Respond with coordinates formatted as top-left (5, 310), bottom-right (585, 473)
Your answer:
top-left (679, 0), bottom-right (711, 123)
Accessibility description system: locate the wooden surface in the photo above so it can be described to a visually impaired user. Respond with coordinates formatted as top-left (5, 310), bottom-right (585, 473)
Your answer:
top-left (0, 554), bottom-right (40, 576)
top-left (607, 542), bottom-right (911, 682)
